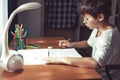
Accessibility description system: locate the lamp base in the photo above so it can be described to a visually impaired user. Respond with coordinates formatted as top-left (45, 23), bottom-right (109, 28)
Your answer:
top-left (0, 50), bottom-right (23, 72)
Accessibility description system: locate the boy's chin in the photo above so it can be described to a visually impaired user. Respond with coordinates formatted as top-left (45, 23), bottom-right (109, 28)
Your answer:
top-left (86, 25), bottom-right (94, 30)
top-left (88, 27), bottom-right (94, 30)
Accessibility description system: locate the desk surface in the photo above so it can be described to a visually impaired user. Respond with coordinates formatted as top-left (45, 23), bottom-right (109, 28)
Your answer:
top-left (0, 65), bottom-right (101, 80)
top-left (2, 37), bottom-right (102, 80)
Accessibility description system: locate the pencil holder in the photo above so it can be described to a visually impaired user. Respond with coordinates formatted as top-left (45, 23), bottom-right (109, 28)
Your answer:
top-left (14, 38), bottom-right (26, 51)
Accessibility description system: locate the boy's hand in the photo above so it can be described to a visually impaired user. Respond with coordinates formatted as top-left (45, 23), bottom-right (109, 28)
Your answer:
top-left (58, 40), bottom-right (71, 48)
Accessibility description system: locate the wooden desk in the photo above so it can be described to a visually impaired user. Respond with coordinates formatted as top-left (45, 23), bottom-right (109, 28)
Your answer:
top-left (1, 37), bottom-right (102, 80)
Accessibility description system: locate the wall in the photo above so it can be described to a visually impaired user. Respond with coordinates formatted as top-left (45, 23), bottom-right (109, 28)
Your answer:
top-left (17, 0), bottom-right (44, 38)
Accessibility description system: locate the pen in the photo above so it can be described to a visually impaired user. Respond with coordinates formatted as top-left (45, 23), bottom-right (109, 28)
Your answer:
top-left (48, 51), bottom-right (50, 57)
top-left (11, 31), bottom-right (16, 38)
top-left (67, 38), bottom-right (71, 42)
top-left (26, 44), bottom-right (40, 49)
top-left (15, 25), bottom-right (21, 38)
top-left (48, 46), bottom-right (52, 57)
top-left (23, 31), bottom-right (28, 38)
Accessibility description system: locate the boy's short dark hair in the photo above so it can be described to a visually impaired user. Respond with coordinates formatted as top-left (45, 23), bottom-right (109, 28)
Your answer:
top-left (78, 0), bottom-right (112, 20)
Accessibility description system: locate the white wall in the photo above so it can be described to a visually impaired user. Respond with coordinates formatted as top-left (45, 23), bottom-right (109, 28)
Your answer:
top-left (17, 0), bottom-right (44, 38)
top-left (0, 0), bottom-right (8, 57)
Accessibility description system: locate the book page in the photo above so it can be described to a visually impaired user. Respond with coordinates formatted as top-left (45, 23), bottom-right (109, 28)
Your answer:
top-left (49, 48), bottom-right (82, 57)
top-left (18, 49), bottom-right (48, 65)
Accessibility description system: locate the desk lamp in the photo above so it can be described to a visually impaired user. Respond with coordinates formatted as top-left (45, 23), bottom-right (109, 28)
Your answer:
top-left (0, 2), bottom-right (41, 72)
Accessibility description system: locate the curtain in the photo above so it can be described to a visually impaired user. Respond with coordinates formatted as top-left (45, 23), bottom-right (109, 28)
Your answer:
top-left (44, 0), bottom-right (78, 28)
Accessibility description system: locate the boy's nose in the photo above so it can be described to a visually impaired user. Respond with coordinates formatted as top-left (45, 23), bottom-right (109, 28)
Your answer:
top-left (83, 19), bottom-right (87, 24)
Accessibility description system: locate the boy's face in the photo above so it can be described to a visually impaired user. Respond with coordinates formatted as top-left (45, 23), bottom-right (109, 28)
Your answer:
top-left (83, 14), bottom-right (101, 29)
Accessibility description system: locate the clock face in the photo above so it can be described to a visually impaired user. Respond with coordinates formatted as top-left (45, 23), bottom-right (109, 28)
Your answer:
top-left (7, 54), bottom-right (23, 72)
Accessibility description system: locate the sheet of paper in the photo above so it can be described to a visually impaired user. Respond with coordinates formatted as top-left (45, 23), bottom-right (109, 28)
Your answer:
top-left (17, 48), bottom-right (82, 65)
top-left (18, 49), bottom-right (48, 65)
top-left (49, 48), bottom-right (82, 57)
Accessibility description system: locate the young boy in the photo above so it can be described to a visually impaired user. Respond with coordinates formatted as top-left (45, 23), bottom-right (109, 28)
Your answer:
top-left (45, 0), bottom-right (120, 79)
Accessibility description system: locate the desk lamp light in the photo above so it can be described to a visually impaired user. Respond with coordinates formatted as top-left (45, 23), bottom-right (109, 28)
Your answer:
top-left (0, 2), bottom-right (41, 72)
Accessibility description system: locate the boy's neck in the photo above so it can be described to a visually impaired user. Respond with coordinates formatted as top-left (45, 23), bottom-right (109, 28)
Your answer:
top-left (97, 21), bottom-right (113, 32)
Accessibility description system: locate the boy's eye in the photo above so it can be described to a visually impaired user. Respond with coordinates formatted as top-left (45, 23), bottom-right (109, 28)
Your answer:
top-left (86, 18), bottom-right (88, 20)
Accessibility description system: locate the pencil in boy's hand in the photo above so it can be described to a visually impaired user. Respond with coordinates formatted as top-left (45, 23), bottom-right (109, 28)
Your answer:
top-left (67, 39), bottom-right (71, 42)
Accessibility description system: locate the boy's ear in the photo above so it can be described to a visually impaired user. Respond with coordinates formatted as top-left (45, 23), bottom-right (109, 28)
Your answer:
top-left (97, 13), bottom-right (104, 21)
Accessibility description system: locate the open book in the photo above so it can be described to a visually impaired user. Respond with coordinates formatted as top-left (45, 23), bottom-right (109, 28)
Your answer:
top-left (17, 48), bottom-right (82, 65)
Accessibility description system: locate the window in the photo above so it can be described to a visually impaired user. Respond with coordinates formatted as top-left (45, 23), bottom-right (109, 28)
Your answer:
top-left (0, 0), bottom-right (8, 56)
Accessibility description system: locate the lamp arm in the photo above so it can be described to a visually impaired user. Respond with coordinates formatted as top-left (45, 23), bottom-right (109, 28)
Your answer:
top-left (2, 10), bottom-right (18, 57)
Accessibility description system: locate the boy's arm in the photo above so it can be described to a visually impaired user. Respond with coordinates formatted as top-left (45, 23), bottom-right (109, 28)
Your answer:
top-left (65, 57), bottom-right (100, 68)
top-left (67, 40), bottom-right (90, 48)
top-left (45, 57), bottom-right (100, 69)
